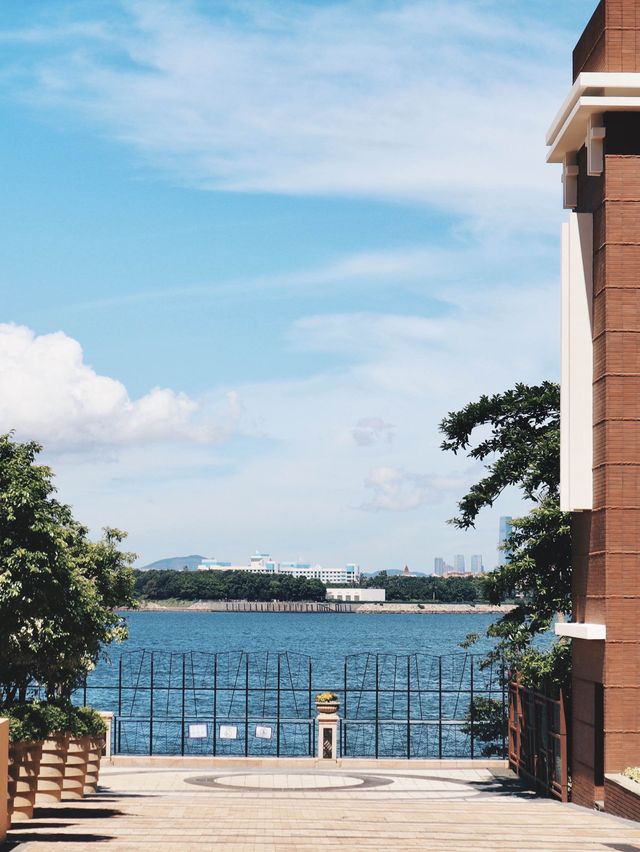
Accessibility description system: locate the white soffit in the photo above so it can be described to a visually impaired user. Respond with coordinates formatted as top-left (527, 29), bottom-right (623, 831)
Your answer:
top-left (555, 622), bottom-right (606, 640)
top-left (547, 72), bottom-right (640, 163)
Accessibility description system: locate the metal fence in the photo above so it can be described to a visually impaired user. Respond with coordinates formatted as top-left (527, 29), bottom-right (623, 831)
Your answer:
top-left (342, 652), bottom-right (507, 759)
top-left (75, 649), bottom-right (508, 760)
top-left (508, 681), bottom-right (569, 801)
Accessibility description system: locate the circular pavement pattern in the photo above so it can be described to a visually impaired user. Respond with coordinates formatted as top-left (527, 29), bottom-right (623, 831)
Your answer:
top-left (185, 772), bottom-right (394, 791)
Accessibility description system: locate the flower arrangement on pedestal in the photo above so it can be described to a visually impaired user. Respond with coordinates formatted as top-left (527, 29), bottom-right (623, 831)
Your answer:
top-left (315, 691), bottom-right (340, 714)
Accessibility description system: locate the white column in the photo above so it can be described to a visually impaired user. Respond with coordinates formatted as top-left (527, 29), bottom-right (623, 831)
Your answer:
top-left (560, 212), bottom-right (593, 512)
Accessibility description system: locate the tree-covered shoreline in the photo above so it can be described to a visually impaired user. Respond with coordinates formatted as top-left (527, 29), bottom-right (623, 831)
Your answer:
top-left (133, 568), bottom-right (487, 603)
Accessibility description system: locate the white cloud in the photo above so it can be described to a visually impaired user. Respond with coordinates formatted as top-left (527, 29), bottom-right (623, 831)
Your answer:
top-left (0, 323), bottom-right (237, 450)
top-left (5, 0), bottom-right (570, 231)
top-left (352, 418), bottom-right (395, 447)
top-left (65, 246), bottom-right (456, 313)
top-left (361, 466), bottom-right (439, 511)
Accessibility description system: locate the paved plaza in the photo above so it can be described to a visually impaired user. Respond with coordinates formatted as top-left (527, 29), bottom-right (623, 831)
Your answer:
top-left (5, 760), bottom-right (640, 851)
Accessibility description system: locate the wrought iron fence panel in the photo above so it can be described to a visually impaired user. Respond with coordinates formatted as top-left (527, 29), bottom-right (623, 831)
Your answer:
top-left (341, 652), bottom-right (507, 759)
top-left (78, 650), bottom-right (314, 757)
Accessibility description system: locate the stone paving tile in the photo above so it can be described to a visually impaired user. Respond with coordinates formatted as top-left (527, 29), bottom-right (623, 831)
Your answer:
top-left (6, 764), bottom-right (640, 850)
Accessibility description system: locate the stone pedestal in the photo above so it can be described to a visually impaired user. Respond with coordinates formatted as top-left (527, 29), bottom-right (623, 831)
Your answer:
top-left (317, 714), bottom-right (339, 760)
top-left (99, 711), bottom-right (113, 760)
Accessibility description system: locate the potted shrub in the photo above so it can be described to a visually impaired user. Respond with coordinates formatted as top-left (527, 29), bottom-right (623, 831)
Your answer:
top-left (78, 707), bottom-right (107, 795)
top-left (6, 702), bottom-right (48, 822)
top-left (62, 705), bottom-right (92, 801)
top-left (35, 703), bottom-right (70, 807)
top-left (315, 691), bottom-right (340, 714)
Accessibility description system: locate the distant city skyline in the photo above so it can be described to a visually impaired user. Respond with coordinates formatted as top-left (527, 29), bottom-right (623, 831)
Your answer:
top-left (433, 553), bottom-right (484, 576)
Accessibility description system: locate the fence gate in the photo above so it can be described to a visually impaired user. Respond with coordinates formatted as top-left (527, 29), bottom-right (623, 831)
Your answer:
top-left (82, 650), bottom-right (314, 757)
top-left (341, 652), bottom-right (507, 759)
top-left (508, 681), bottom-right (569, 801)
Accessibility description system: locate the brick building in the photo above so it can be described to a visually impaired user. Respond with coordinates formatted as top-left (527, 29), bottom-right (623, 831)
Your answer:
top-left (547, 0), bottom-right (640, 809)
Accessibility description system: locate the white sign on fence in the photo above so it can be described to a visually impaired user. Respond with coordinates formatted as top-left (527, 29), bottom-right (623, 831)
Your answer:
top-left (188, 723), bottom-right (208, 739)
top-left (219, 725), bottom-right (238, 740)
top-left (255, 725), bottom-right (273, 740)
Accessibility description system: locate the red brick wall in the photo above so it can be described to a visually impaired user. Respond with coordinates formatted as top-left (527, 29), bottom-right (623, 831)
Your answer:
top-left (572, 146), bottom-right (640, 807)
top-left (605, 775), bottom-right (640, 821)
top-left (574, 0), bottom-right (640, 79)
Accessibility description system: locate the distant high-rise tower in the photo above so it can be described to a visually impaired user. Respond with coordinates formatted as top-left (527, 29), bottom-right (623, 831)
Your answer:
top-left (402, 565), bottom-right (411, 578)
top-left (434, 557), bottom-right (445, 577)
top-left (453, 554), bottom-right (465, 574)
top-left (470, 554), bottom-right (483, 574)
top-left (498, 516), bottom-right (513, 566)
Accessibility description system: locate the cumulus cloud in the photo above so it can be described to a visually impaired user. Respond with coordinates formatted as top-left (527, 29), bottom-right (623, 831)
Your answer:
top-left (0, 323), bottom-right (236, 450)
top-left (352, 418), bottom-right (395, 447)
top-left (361, 467), bottom-right (440, 512)
top-left (3, 0), bottom-right (570, 231)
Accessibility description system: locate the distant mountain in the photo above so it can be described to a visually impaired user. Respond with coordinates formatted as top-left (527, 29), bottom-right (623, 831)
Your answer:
top-left (139, 555), bottom-right (205, 572)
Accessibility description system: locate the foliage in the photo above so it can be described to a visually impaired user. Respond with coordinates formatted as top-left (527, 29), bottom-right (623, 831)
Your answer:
top-left (440, 381), bottom-right (560, 529)
top-left (515, 641), bottom-right (572, 696)
top-left (134, 569), bottom-right (327, 603)
top-left (483, 502), bottom-right (571, 631)
top-left (3, 699), bottom-right (106, 742)
top-left (134, 569), bottom-right (489, 605)
top-left (623, 767), bottom-right (640, 784)
top-left (440, 383), bottom-right (571, 697)
top-left (462, 697), bottom-right (505, 757)
top-left (5, 700), bottom-right (50, 743)
top-left (360, 572), bottom-right (485, 603)
top-left (315, 692), bottom-right (338, 702)
top-left (74, 705), bottom-right (107, 737)
top-left (0, 433), bottom-right (136, 704)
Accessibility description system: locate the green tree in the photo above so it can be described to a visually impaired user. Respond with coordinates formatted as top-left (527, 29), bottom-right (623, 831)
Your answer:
top-left (440, 381), bottom-right (560, 526)
top-left (440, 382), bottom-right (571, 695)
top-left (0, 434), bottom-right (135, 704)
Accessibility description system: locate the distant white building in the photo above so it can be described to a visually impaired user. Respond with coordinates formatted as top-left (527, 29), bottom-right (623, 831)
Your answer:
top-left (197, 553), bottom-right (360, 585)
top-left (327, 588), bottom-right (385, 603)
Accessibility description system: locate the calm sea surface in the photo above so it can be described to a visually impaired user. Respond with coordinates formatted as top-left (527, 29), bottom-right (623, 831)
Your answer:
top-left (112, 610), bottom-right (501, 684)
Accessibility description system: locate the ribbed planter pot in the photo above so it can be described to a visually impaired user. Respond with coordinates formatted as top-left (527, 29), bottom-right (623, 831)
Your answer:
top-left (35, 732), bottom-right (69, 806)
top-left (83, 734), bottom-right (105, 796)
top-left (62, 735), bottom-right (91, 800)
top-left (316, 702), bottom-right (340, 715)
top-left (8, 741), bottom-right (43, 822)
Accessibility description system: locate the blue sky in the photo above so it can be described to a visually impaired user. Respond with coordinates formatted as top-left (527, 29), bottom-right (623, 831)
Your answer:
top-left (0, 0), bottom-right (593, 570)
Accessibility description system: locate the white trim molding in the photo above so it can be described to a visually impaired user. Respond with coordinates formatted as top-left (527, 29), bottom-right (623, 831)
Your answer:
top-left (547, 72), bottom-right (640, 165)
top-left (555, 622), bottom-right (606, 640)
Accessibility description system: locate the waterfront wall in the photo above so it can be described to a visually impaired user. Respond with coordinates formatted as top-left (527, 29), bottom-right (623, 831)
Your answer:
top-left (132, 601), bottom-right (516, 615)
top-left (136, 600), bottom-right (355, 613)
